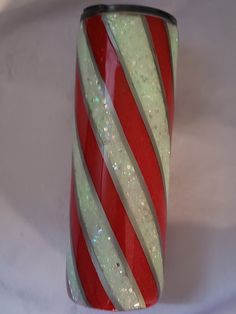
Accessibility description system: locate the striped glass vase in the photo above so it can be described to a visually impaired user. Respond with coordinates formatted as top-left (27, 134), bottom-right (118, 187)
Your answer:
top-left (67, 4), bottom-right (178, 312)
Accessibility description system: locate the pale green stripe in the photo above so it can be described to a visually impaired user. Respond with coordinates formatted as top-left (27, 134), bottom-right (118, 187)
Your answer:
top-left (72, 119), bottom-right (145, 310)
top-left (104, 13), bottom-right (171, 200)
top-left (66, 240), bottom-right (87, 305)
top-left (78, 26), bottom-right (164, 292)
top-left (166, 22), bottom-right (179, 92)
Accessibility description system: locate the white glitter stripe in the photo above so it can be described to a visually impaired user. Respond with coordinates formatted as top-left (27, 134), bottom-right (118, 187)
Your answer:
top-left (104, 13), bottom-right (171, 199)
top-left (78, 26), bottom-right (164, 292)
top-left (66, 239), bottom-right (87, 305)
top-left (166, 22), bottom-right (179, 92)
top-left (73, 121), bottom-right (146, 310)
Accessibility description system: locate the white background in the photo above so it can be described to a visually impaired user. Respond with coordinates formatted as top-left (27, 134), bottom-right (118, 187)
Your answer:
top-left (0, 0), bottom-right (236, 313)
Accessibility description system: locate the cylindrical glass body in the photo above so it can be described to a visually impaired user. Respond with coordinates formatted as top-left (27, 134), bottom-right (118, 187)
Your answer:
top-left (67, 4), bottom-right (178, 311)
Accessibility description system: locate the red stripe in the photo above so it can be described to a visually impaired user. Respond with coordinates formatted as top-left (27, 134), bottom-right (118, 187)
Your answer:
top-left (84, 16), bottom-right (167, 248)
top-left (75, 63), bottom-right (158, 306)
top-left (146, 16), bottom-right (175, 134)
top-left (70, 176), bottom-right (114, 310)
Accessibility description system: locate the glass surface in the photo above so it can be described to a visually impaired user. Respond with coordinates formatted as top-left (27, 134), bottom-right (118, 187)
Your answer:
top-left (67, 5), bottom-right (178, 311)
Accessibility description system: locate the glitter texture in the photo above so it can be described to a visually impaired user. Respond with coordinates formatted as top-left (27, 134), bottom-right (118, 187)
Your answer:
top-left (166, 22), bottom-right (179, 91)
top-left (68, 6), bottom-right (178, 311)
top-left (66, 243), bottom-right (86, 305)
top-left (78, 29), bottom-right (164, 291)
top-left (104, 13), bottom-right (171, 197)
top-left (73, 124), bottom-right (145, 310)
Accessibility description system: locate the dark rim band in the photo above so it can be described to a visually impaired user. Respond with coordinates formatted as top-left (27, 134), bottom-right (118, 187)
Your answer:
top-left (81, 4), bottom-right (177, 26)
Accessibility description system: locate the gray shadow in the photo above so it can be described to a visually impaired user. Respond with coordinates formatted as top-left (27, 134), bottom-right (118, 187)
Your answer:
top-left (173, 42), bottom-right (233, 131)
top-left (162, 222), bottom-right (209, 303)
top-left (161, 223), bottom-right (236, 304)
top-left (175, 45), bottom-right (213, 127)
top-left (0, 0), bottom-right (81, 254)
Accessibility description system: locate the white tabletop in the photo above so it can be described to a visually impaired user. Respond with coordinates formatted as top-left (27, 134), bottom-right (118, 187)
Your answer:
top-left (0, 1), bottom-right (236, 313)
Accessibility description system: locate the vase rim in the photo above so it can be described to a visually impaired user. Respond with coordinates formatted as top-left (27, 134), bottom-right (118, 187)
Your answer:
top-left (81, 4), bottom-right (177, 25)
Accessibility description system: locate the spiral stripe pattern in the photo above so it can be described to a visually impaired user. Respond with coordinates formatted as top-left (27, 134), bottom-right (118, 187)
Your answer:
top-left (67, 9), bottom-right (178, 312)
